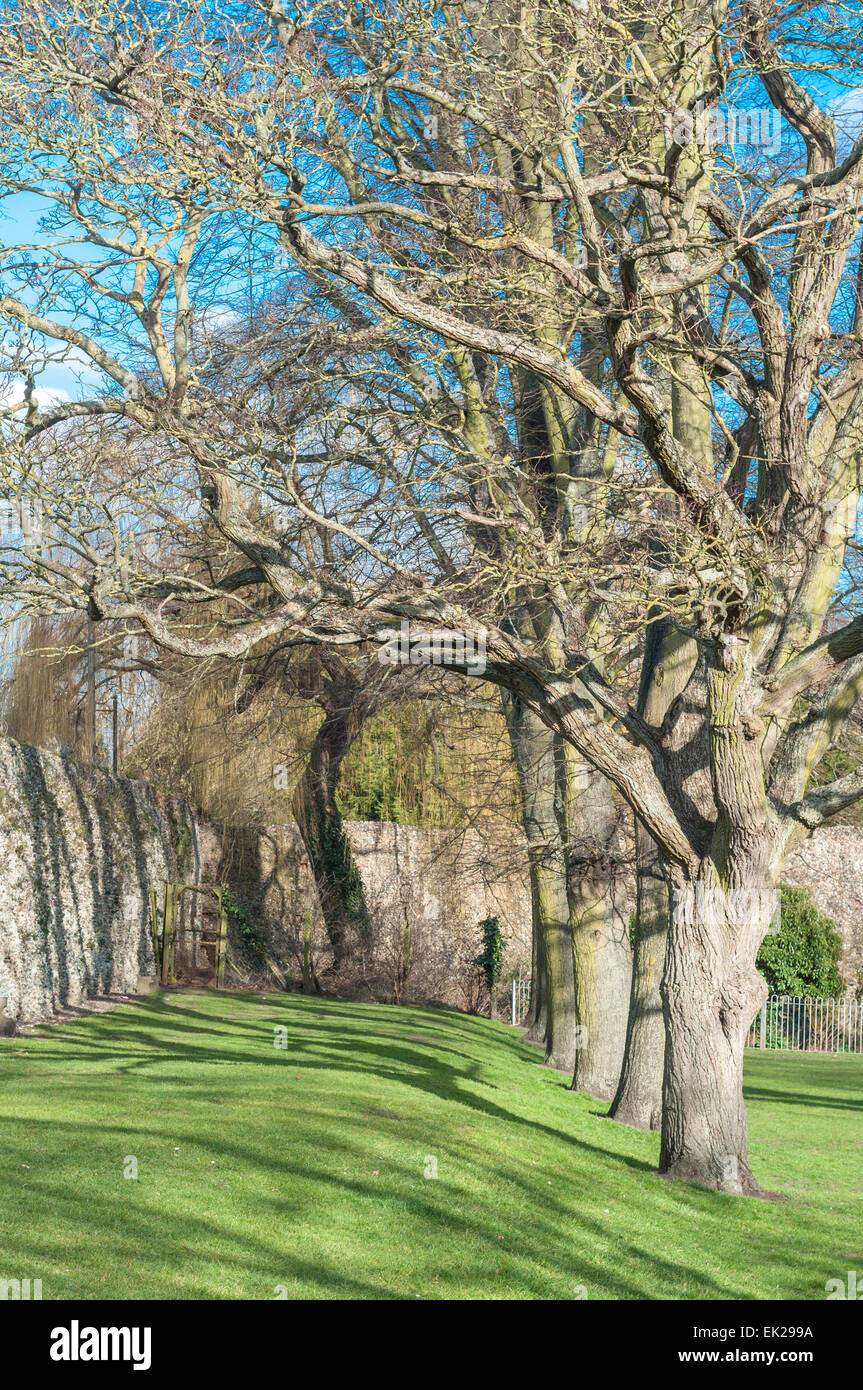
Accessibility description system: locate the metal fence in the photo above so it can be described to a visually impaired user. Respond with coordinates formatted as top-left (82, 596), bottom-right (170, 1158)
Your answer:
top-left (511, 976), bottom-right (532, 1026)
top-left (512, 981), bottom-right (862, 1053)
top-left (747, 995), bottom-right (863, 1053)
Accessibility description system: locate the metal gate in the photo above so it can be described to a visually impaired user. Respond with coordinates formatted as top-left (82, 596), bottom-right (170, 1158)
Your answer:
top-left (150, 882), bottom-right (228, 987)
top-left (511, 976), bottom-right (532, 1026)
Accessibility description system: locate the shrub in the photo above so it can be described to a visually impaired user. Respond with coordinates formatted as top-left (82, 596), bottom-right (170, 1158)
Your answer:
top-left (757, 886), bottom-right (843, 997)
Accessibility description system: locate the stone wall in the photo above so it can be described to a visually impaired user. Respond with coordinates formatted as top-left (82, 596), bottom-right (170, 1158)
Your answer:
top-left (0, 738), bottom-right (530, 1022)
top-left (0, 738), bottom-right (199, 1023)
top-left (207, 820), bottom-right (863, 999)
top-left (199, 817), bottom-right (532, 1007)
top-left (784, 828), bottom-right (863, 994)
top-left (1, 733), bottom-right (861, 1023)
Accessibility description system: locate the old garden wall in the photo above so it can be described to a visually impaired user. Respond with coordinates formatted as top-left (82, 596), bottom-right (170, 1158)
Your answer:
top-left (0, 736), bottom-right (860, 1022)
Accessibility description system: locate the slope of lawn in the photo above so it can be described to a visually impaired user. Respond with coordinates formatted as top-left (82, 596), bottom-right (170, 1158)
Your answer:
top-left (0, 990), bottom-right (860, 1300)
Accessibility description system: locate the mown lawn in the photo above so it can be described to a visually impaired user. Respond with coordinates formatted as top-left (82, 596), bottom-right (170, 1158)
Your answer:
top-left (0, 991), bottom-right (860, 1299)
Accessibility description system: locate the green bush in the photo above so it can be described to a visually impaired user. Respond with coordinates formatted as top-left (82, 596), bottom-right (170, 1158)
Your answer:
top-left (756, 885), bottom-right (843, 997)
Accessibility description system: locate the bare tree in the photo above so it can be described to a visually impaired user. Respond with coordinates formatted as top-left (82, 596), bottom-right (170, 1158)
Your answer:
top-left (3, 0), bottom-right (863, 1195)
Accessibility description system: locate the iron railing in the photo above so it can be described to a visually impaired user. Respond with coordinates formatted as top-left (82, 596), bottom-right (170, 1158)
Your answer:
top-left (747, 995), bottom-right (863, 1053)
top-left (511, 981), bottom-right (862, 1053)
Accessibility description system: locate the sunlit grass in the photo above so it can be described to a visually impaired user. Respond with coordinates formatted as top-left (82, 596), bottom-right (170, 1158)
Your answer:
top-left (0, 991), bottom-right (859, 1299)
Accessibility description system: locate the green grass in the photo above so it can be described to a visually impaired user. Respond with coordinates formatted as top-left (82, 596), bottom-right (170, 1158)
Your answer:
top-left (0, 991), bottom-right (860, 1299)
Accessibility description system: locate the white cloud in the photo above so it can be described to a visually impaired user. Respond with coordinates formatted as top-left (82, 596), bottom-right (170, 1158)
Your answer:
top-left (199, 304), bottom-right (244, 336)
top-left (829, 88), bottom-right (863, 154)
top-left (0, 380), bottom-right (71, 414)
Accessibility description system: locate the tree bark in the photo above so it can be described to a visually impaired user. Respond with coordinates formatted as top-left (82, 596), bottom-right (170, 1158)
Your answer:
top-left (659, 870), bottom-right (772, 1194)
top-left (658, 641), bottom-right (776, 1193)
top-left (535, 841), bottom-right (578, 1070)
top-left (523, 875), bottom-right (548, 1042)
top-left (563, 755), bottom-right (633, 1101)
top-left (609, 622), bottom-right (698, 1128)
top-left (504, 693), bottom-right (578, 1070)
top-left (608, 821), bottom-right (667, 1128)
top-left (291, 666), bottom-right (374, 972)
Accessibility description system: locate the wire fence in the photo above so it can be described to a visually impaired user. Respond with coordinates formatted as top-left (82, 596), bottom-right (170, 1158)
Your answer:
top-left (747, 995), bottom-right (863, 1054)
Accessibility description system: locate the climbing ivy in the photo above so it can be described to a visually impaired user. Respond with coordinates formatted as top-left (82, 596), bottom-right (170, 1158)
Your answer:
top-left (221, 887), bottom-right (260, 952)
top-left (316, 816), bottom-right (365, 918)
top-left (473, 916), bottom-right (504, 1000)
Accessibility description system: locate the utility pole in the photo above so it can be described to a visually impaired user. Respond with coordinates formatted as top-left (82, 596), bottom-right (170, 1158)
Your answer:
top-left (85, 602), bottom-right (97, 763)
top-left (112, 691), bottom-right (119, 774)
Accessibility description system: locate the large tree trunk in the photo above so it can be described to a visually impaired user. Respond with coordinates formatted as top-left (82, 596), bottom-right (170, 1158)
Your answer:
top-left (504, 693), bottom-right (578, 1070)
top-left (657, 642), bottom-right (778, 1194)
top-left (659, 869), bottom-right (772, 1194)
top-left (569, 867), bottom-right (633, 1100)
top-left (564, 755), bottom-right (633, 1101)
top-left (522, 870), bottom-right (547, 1040)
top-left (292, 669), bottom-right (373, 972)
top-left (608, 821), bottom-right (667, 1128)
top-left (609, 622), bottom-right (697, 1128)
top-left (534, 839), bottom-right (578, 1070)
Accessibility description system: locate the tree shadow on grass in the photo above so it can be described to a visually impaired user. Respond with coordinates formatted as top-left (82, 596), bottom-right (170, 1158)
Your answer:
top-left (1, 996), bottom-right (851, 1299)
top-left (5, 1005), bottom-right (658, 1182)
top-left (0, 1110), bottom-right (760, 1301)
top-left (741, 1084), bottom-right (862, 1113)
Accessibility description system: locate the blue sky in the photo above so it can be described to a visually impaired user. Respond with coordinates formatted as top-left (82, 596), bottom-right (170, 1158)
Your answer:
top-left (2, 44), bottom-right (863, 409)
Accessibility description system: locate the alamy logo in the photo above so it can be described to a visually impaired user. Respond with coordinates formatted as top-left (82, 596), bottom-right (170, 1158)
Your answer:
top-left (825, 1271), bottom-right (863, 1299)
top-left (0, 496), bottom-right (43, 546)
top-left (49, 1321), bottom-right (152, 1371)
top-left (665, 101), bottom-right (782, 156)
top-left (671, 884), bottom-right (781, 935)
top-left (0, 1277), bottom-right (42, 1299)
top-left (378, 619), bottom-right (487, 675)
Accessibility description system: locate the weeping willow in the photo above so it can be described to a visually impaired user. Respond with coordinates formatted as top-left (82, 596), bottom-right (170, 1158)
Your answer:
top-left (128, 666), bottom-right (520, 833)
top-left (0, 615), bottom-right (89, 757)
top-left (338, 701), bottom-right (520, 830)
